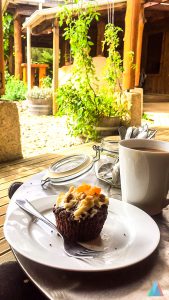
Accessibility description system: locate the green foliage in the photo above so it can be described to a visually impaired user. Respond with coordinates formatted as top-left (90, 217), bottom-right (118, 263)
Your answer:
top-left (3, 13), bottom-right (13, 60)
top-left (40, 76), bottom-right (52, 88)
top-left (2, 72), bottom-right (27, 101)
top-left (57, 6), bottom-right (131, 140)
top-left (31, 48), bottom-right (53, 76)
top-left (57, 5), bottom-right (100, 140)
top-left (102, 24), bottom-right (123, 92)
top-left (142, 113), bottom-right (153, 122)
top-left (98, 24), bottom-right (131, 121)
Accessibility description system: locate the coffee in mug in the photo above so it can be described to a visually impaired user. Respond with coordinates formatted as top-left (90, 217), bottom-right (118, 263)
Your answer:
top-left (119, 139), bottom-right (169, 215)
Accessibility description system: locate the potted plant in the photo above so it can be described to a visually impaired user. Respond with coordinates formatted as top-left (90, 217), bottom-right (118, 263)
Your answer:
top-left (57, 5), bottom-right (131, 140)
top-left (27, 86), bottom-right (52, 115)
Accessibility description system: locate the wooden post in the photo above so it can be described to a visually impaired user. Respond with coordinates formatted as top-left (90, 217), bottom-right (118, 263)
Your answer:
top-left (97, 19), bottom-right (105, 56)
top-left (123, 0), bottom-right (141, 90)
top-left (14, 15), bottom-right (23, 79)
top-left (0, 0), bottom-right (5, 95)
top-left (52, 19), bottom-right (59, 115)
top-left (39, 66), bottom-right (47, 87)
top-left (135, 5), bottom-right (145, 87)
top-left (9, 36), bottom-right (14, 74)
top-left (21, 64), bottom-right (27, 85)
top-left (27, 26), bottom-right (31, 93)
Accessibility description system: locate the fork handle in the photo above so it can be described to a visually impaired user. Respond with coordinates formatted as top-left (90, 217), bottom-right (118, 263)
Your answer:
top-left (16, 199), bottom-right (61, 235)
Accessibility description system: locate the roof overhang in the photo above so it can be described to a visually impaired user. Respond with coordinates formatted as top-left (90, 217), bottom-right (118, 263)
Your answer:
top-left (22, 0), bottom-right (127, 30)
top-left (2, 0), bottom-right (64, 14)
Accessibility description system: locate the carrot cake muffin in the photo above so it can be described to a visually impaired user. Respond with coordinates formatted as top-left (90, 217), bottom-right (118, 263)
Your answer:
top-left (53, 184), bottom-right (109, 242)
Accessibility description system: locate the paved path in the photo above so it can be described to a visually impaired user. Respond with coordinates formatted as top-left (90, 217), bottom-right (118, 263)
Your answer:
top-left (17, 102), bottom-right (169, 159)
top-left (18, 103), bottom-right (83, 158)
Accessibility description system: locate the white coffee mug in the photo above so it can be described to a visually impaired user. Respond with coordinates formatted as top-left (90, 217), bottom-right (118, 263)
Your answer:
top-left (119, 139), bottom-right (169, 215)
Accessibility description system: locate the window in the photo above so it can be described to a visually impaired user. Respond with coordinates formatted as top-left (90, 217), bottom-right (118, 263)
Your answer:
top-left (146, 32), bottom-right (163, 74)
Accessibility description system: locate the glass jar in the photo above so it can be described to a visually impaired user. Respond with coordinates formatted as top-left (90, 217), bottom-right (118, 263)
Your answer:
top-left (94, 137), bottom-right (120, 188)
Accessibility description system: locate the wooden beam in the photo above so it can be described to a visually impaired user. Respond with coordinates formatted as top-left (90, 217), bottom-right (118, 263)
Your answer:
top-left (135, 5), bottom-right (145, 87)
top-left (144, 2), bottom-right (159, 8)
top-left (0, 0), bottom-right (5, 95)
top-left (32, 19), bottom-right (53, 35)
top-left (52, 19), bottom-right (59, 115)
top-left (123, 0), bottom-right (141, 90)
top-left (14, 15), bottom-right (22, 79)
top-left (144, 0), bottom-right (169, 7)
top-left (27, 26), bottom-right (31, 92)
top-left (14, 8), bottom-right (35, 19)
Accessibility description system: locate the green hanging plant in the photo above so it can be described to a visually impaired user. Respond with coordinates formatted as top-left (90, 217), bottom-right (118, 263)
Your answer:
top-left (57, 4), bottom-right (101, 140)
top-left (97, 23), bottom-right (131, 122)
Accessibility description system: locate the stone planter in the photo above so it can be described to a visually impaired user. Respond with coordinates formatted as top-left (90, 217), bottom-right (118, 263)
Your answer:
top-left (96, 116), bottom-right (121, 138)
top-left (99, 116), bottom-right (121, 127)
top-left (28, 97), bottom-right (52, 116)
top-left (0, 100), bottom-right (22, 162)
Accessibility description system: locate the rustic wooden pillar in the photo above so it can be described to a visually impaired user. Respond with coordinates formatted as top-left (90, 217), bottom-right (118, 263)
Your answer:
top-left (14, 15), bottom-right (23, 79)
top-left (9, 36), bottom-right (14, 74)
top-left (123, 0), bottom-right (141, 90)
top-left (27, 26), bottom-right (31, 93)
top-left (0, 0), bottom-right (5, 95)
top-left (53, 19), bottom-right (59, 115)
top-left (97, 19), bottom-right (105, 56)
top-left (135, 5), bottom-right (145, 87)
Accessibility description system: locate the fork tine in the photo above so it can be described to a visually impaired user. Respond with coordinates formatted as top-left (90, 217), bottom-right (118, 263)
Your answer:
top-left (64, 250), bottom-right (94, 258)
top-left (74, 252), bottom-right (94, 257)
top-left (77, 249), bottom-right (102, 254)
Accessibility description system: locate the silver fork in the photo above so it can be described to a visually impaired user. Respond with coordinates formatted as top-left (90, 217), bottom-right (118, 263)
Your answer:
top-left (15, 199), bottom-right (102, 259)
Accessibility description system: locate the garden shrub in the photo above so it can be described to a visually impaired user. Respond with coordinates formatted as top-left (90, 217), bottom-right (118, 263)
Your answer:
top-left (2, 72), bottom-right (27, 101)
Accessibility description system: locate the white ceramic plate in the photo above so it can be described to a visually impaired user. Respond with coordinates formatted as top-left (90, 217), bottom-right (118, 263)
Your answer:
top-left (4, 196), bottom-right (160, 272)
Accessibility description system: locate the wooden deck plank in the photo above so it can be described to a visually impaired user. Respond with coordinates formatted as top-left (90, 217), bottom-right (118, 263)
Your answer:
top-left (0, 155), bottom-right (58, 176)
top-left (0, 197), bottom-right (9, 206)
top-left (0, 204), bottom-right (8, 216)
top-left (0, 250), bottom-right (15, 264)
top-left (0, 226), bottom-right (4, 240)
top-left (0, 157), bottom-right (62, 185)
top-left (0, 189), bottom-right (8, 197)
top-left (0, 238), bottom-right (10, 255)
top-left (0, 149), bottom-right (93, 191)
top-left (0, 153), bottom-right (56, 169)
top-left (0, 166), bottom-right (54, 191)
top-left (0, 215), bottom-right (5, 227)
